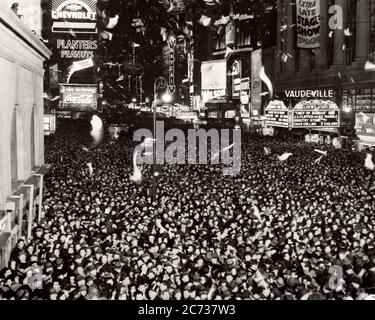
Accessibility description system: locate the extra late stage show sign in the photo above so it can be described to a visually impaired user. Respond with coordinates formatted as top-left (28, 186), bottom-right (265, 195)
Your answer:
top-left (59, 84), bottom-right (97, 111)
top-left (292, 100), bottom-right (340, 128)
top-left (265, 100), bottom-right (290, 128)
top-left (296, 0), bottom-right (320, 48)
top-left (51, 0), bottom-right (97, 34)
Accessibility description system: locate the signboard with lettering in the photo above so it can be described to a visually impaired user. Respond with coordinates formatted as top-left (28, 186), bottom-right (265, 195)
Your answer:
top-left (292, 100), bottom-right (339, 128)
top-left (44, 114), bottom-right (56, 135)
top-left (251, 49), bottom-right (262, 116)
top-left (201, 59), bottom-right (227, 102)
top-left (168, 35), bottom-right (176, 95)
top-left (240, 77), bottom-right (250, 117)
top-left (232, 60), bottom-right (242, 99)
top-left (355, 113), bottom-right (375, 137)
top-left (55, 38), bottom-right (98, 59)
top-left (296, 0), bottom-right (320, 48)
top-left (265, 100), bottom-right (290, 128)
top-left (51, 0), bottom-right (97, 34)
top-left (225, 20), bottom-right (235, 47)
top-left (59, 84), bottom-right (97, 111)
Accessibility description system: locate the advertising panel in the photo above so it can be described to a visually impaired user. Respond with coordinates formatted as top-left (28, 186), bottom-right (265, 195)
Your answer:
top-left (232, 60), bottom-right (242, 99)
top-left (292, 100), bottom-right (340, 128)
top-left (51, 0), bottom-right (97, 34)
top-left (251, 49), bottom-right (262, 116)
top-left (296, 0), bottom-right (320, 48)
top-left (55, 38), bottom-right (98, 59)
top-left (265, 100), bottom-right (289, 128)
top-left (59, 84), bottom-right (97, 111)
top-left (355, 113), bottom-right (375, 137)
top-left (240, 77), bottom-right (250, 118)
top-left (201, 60), bottom-right (227, 102)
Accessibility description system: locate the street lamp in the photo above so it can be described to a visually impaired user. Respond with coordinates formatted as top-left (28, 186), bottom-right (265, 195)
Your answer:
top-left (151, 76), bottom-right (168, 199)
top-left (161, 93), bottom-right (172, 104)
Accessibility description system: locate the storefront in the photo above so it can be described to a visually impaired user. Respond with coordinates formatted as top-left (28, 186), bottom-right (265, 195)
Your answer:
top-left (0, 165), bottom-right (50, 268)
top-left (355, 113), bottom-right (375, 150)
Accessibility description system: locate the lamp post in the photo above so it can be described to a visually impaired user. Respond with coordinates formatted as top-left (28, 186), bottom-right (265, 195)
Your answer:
top-left (151, 76), bottom-right (170, 199)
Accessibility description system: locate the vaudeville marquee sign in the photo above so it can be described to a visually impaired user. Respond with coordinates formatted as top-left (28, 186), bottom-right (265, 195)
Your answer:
top-left (265, 100), bottom-right (340, 129)
top-left (292, 100), bottom-right (340, 128)
top-left (52, 0), bottom-right (97, 34)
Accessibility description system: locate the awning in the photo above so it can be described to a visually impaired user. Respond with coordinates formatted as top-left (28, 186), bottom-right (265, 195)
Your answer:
top-left (206, 99), bottom-right (227, 104)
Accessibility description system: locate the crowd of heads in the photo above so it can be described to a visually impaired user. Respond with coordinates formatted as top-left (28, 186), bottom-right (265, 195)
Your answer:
top-left (1, 116), bottom-right (375, 300)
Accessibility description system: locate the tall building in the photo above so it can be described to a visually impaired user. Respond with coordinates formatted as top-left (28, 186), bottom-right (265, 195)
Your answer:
top-left (275, 0), bottom-right (375, 149)
top-left (188, 2), bottom-right (277, 126)
top-left (0, 1), bottom-right (51, 268)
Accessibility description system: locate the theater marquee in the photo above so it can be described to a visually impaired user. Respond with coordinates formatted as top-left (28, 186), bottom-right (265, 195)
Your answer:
top-left (292, 100), bottom-right (340, 128)
top-left (51, 0), bottom-right (97, 34)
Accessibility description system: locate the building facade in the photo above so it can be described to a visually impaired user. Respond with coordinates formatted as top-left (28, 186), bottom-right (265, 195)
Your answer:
top-left (275, 0), bottom-right (375, 148)
top-left (0, 2), bottom-right (51, 268)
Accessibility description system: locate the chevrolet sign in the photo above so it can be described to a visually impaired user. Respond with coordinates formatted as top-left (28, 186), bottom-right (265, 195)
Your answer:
top-left (52, 0), bottom-right (97, 34)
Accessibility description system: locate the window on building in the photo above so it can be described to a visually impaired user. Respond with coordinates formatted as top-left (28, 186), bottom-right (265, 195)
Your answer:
top-left (345, 0), bottom-right (356, 65)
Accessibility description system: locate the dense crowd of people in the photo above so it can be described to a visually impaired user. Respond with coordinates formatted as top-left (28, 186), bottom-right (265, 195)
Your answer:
top-left (0, 116), bottom-right (374, 300)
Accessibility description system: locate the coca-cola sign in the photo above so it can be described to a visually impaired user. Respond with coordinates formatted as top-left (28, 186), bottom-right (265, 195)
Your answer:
top-left (64, 94), bottom-right (93, 104)
top-left (60, 84), bottom-right (97, 111)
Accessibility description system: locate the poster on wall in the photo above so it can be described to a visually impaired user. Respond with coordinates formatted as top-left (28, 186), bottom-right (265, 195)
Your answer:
top-left (355, 113), bottom-right (375, 136)
top-left (251, 49), bottom-right (262, 116)
top-left (51, 0), bottom-right (97, 34)
top-left (296, 0), bottom-right (321, 48)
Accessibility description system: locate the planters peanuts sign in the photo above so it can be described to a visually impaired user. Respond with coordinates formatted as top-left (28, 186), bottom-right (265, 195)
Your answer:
top-left (52, 0), bottom-right (97, 34)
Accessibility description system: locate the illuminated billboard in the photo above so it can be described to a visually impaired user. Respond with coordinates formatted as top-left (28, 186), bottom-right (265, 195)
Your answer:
top-left (292, 100), bottom-right (340, 128)
top-left (51, 0), bottom-right (97, 34)
top-left (201, 59), bottom-right (227, 102)
top-left (59, 84), bottom-right (97, 111)
top-left (265, 100), bottom-right (290, 128)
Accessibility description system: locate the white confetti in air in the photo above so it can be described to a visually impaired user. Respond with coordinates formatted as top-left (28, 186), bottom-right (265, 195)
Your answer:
top-left (87, 163), bottom-right (93, 175)
top-left (314, 149), bottom-right (327, 156)
top-left (130, 151), bottom-right (143, 183)
top-left (365, 153), bottom-right (374, 171)
top-left (278, 152), bottom-right (293, 161)
top-left (264, 147), bottom-right (271, 156)
top-left (81, 146), bottom-right (89, 151)
top-left (280, 24), bottom-right (287, 32)
top-left (142, 137), bottom-right (157, 148)
top-left (314, 156), bottom-right (323, 164)
top-left (106, 15), bottom-right (119, 29)
top-left (90, 115), bottom-right (104, 146)
top-left (281, 53), bottom-right (288, 62)
top-left (225, 47), bottom-right (234, 58)
top-left (350, 76), bottom-right (355, 83)
top-left (338, 72), bottom-right (342, 78)
top-left (260, 92), bottom-right (270, 96)
top-left (252, 204), bottom-right (262, 222)
top-left (259, 66), bottom-right (273, 98)
top-left (344, 28), bottom-right (352, 36)
top-left (211, 143), bottom-right (235, 161)
top-left (116, 75), bottom-right (124, 82)
top-left (160, 27), bottom-right (167, 42)
top-left (199, 15), bottom-right (212, 27)
top-left (365, 60), bottom-right (375, 71)
top-left (328, 31), bottom-right (333, 38)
